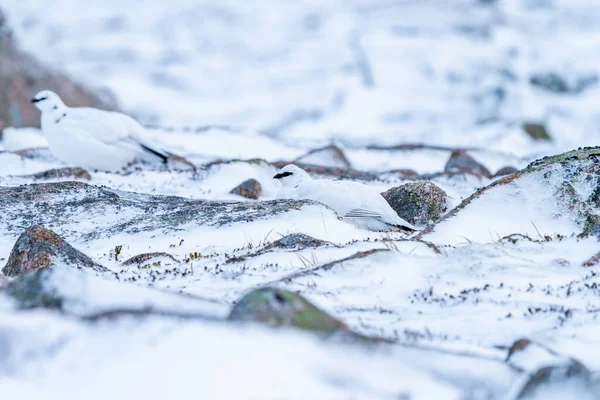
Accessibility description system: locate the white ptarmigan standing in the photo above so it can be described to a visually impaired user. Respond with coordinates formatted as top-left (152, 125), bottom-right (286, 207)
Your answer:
top-left (31, 90), bottom-right (170, 171)
top-left (273, 164), bottom-right (418, 231)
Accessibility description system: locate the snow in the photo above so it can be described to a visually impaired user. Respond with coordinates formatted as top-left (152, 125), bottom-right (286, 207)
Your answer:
top-left (1, 0), bottom-right (600, 398)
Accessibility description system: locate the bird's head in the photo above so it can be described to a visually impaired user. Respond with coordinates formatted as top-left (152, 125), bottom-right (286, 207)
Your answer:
top-left (31, 90), bottom-right (65, 112)
top-left (273, 164), bottom-right (311, 188)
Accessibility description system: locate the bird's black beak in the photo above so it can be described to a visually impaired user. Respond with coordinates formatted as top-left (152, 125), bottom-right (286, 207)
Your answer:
top-left (31, 96), bottom-right (47, 104)
top-left (273, 172), bottom-right (293, 179)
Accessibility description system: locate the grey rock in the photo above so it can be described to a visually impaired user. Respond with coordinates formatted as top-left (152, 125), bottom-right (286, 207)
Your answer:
top-left (30, 167), bottom-right (92, 181)
top-left (4, 268), bottom-right (64, 310)
top-left (444, 150), bottom-right (492, 178)
top-left (230, 178), bottom-right (262, 200)
top-left (382, 182), bottom-right (448, 225)
top-left (122, 252), bottom-right (180, 267)
top-left (266, 233), bottom-right (332, 250)
top-left (2, 225), bottom-right (108, 277)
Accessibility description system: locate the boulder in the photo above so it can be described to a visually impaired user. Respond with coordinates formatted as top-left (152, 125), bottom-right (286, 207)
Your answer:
top-left (30, 167), bottom-right (92, 181)
top-left (382, 182), bottom-right (448, 225)
top-left (444, 150), bottom-right (492, 178)
top-left (122, 252), bottom-right (180, 267)
top-left (529, 72), bottom-right (598, 94)
top-left (2, 225), bottom-right (108, 277)
top-left (229, 178), bottom-right (262, 200)
top-left (0, 6), bottom-right (118, 132)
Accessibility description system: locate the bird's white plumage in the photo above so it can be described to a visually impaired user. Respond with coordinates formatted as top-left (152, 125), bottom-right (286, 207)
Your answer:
top-left (274, 165), bottom-right (418, 231)
top-left (32, 90), bottom-right (168, 171)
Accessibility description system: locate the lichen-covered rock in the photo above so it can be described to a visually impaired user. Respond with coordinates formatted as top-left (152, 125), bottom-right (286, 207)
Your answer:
top-left (493, 166), bottom-right (519, 178)
top-left (0, 6), bottom-right (118, 131)
top-left (444, 150), bottom-right (492, 178)
top-left (229, 287), bottom-right (347, 334)
top-left (381, 182), bottom-right (448, 225)
top-left (2, 225), bottom-right (108, 277)
top-left (229, 178), bottom-right (262, 200)
top-left (522, 122), bottom-right (552, 141)
top-left (294, 145), bottom-right (351, 168)
top-left (30, 167), bottom-right (92, 181)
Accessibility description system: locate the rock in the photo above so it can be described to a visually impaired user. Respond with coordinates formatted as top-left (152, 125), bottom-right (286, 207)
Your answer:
top-left (122, 252), bottom-right (180, 267)
top-left (229, 178), bottom-right (262, 200)
top-left (529, 72), bottom-right (598, 94)
top-left (2, 225), bottom-right (108, 277)
top-left (0, 181), bottom-right (323, 241)
top-left (228, 287), bottom-right (347, 334)
top-left (266, 233), bottom-right (333, 250)
top-left (30, 167), bottom-right (92, 181)
top-left (522, 122), bottom-right (552, 141)
top-left (271, 161), bottom-right (377, 181)
top-left (4, 268), bottom-right (63, 310)
top-left (420, 147), bottom-right (600, 242)
top-left (381, 182), bottom-right (448, 225)
top-left (444, 150), bottom-right (492, 178)
top-left (0, 6), bottom-right (118, 132)
top-left (493, 166), bottom-right (519, 178)
top-left (294, 145), bottom-right (351, 168)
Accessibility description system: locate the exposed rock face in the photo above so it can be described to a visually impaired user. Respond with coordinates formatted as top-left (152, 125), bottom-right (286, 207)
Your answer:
top-left (2, 225), bottom-right (108, 277)
top-left (522, 122), bottom-right (552, 141)
top-left (229, 287), bottom-right (347, 334)
top-left (0, 6), bottom-right (118, 132)
top-left (382, 182), bottom-right (448, 225)
top-left (0, 181), bottom-right (322, 241)
top-left (444, 150), bottom-right (492, 178)
top-left (294, 145), bottom-right (351, 168)
top-left (229, 178), bottom-right (262, 200)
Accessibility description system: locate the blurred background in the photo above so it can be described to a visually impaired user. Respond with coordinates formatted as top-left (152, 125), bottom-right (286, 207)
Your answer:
top-left (1, 0), bottom-right (600, 157)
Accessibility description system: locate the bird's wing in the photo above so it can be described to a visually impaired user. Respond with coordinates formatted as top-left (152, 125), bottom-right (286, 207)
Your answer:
top-left (63, 108), bottom-right (168, 162)
top-left (61, 108), bottom-right (131, 143)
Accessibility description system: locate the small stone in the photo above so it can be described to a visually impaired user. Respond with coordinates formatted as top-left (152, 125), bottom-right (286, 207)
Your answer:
top-left (229, 178), bottom-right (262, 200)
top-left (2, 225), bottom-right (108, 277)
top-left (229, 287), bottom-right (347, 334)
top-left (266, 233), bottom-right (332, 250)
top-left (382, 182), bottom-right (448, 225)
top-left (493, 166), bottom-right (519, 178)
top-left (522, 122), bottom-right (552, 141)
top-left (444, 150), bottom-right (492, 178)
top-left (31, 167), bottom-right (92, 181)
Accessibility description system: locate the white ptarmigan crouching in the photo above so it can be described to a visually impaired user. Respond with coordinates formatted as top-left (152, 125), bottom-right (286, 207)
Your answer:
top-left (273, 164), bottom-right (418, 231)
top-left (31, 90), bottom-right (170, 171)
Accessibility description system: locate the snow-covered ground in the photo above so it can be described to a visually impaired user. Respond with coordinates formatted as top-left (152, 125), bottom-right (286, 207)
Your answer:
top-left (1, 1), bottom-right (600, 399)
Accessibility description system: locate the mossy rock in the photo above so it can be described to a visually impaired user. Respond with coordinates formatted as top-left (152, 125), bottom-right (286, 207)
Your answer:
top-left (229, 287), bottom-right (346, 334)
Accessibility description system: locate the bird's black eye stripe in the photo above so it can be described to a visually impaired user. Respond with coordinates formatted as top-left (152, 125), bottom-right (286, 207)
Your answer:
top-left (273, 171), bottom-right (293, 179)
top-left (31, 96), bottom-right (48, 103)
